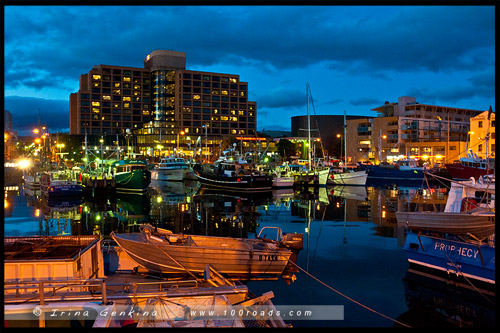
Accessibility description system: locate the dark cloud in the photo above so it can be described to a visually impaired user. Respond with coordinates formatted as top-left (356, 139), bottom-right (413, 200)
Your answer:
top-left (349, 97), bottom-right (381, 107)
top-left (5, 6), bottom-right (494, 93)
top-left (4, 96), bottom-right (69, 135)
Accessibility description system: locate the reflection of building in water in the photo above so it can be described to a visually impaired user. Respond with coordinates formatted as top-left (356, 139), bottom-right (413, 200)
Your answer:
top-left (367, 187), bottom-right (448, 228)
top-left (4, 186), bottom-right (20, 218)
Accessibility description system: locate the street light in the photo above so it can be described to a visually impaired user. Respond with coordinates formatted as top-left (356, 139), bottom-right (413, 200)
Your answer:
top-left (176, 130), bottom-right (185, 151)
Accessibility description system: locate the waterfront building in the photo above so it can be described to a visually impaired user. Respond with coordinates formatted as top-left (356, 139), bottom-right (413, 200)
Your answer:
top-left (70, 50), bottom-right (257, 160)
top-left (346, 96), bottom-right (486, 165)
top-left (468, 109), bottom-right (495, 159)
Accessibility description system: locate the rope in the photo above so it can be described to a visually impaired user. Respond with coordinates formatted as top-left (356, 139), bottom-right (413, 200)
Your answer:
top-left (285, 260), bottom-right (412, 328)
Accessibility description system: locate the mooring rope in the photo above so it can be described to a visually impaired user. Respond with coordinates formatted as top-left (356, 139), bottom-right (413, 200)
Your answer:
top-left (286, 260), bottom-right (412, 328)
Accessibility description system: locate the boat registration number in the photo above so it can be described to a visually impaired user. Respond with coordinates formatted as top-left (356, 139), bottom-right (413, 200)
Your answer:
top-left (259, 254), bottom-right (278, 261)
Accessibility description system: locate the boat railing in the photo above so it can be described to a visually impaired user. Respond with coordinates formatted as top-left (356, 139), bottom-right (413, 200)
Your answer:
top-left (257, 226), bottom-right (282, 242)
top-left (4, 277), bottom-right (218, 305)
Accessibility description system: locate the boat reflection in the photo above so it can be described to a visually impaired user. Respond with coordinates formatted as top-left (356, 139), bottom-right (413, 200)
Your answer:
top-left (397, 268), bottom-right (495, 327)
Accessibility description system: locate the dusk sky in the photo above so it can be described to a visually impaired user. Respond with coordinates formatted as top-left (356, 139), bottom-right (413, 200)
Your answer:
top-left (4, 5), bottom-right (495, 136)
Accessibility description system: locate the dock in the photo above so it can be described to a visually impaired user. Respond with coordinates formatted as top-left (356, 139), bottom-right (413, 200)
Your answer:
top-left (4, 236), bottom-right (290, 328)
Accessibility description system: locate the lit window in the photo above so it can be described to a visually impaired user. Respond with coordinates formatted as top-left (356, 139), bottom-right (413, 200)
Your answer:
top-left (134, 85), bottom-right (141, 89)
top-left (103, 95), bottom-right (111, 100)
top-left (230, 78), bottom-right (237, 83)
top-left (230, 117), bottom-right (237, 121)
top-left (114, 83), bottom-right (121, 88)
top-left (123, 97), bottom-right (131, 102)
top-left (92, 108), bottom-right (100, 113)
top-left (93, 82), bottom-right (100, 87)
top-left (221, 116), bottom-right (229, 121)
top-left (93, 75), bottom-right (101, 80)
top-left (231, 129), bottom-right (237, 134)
top-left (113, 89), bottom-right (121, 94)
top-left (124, 77), bottom-right (131, 82)
top-left (221, 90), bottom-right (228, 95)
top-left (92, 101), bottom-right (100, 106)
top-left (124, 103), bottom-right (130, 108)
top-left (193, 95), bottom-right (201, 100)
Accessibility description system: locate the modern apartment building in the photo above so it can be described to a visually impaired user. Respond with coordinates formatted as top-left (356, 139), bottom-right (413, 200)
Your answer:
top-left (70, 50), bottom-right (257, 159)
top-left (346, 96), bottom-right (486, 165)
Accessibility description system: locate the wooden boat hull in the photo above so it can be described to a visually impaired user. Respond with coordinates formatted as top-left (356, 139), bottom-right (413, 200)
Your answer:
top-left (111, 232), bottom-right (292, 277)
top-left (272, 176), bottom-right (294, 188)
top-left (403, 232), bottom-right (495, 285)
top-left (327, 170), bottom-right (367, 186)
top-left (193, 170), bottom-right (273, 191)
top-left (396, 211), bottom-right (495, 238)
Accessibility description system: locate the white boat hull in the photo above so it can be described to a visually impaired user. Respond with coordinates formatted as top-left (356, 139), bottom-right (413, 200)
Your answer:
top-left (151, 169), bottom-right (187, 181)
top-left (327, 170), bottom-right (368, 186)
top-left (272, 176), bottom-right (294, 187)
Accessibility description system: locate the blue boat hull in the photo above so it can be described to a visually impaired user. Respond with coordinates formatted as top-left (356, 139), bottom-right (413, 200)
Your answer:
top-left (403, 232), bottom-right (495, 285)
top-left (363, 165), bottom-right (425, 181)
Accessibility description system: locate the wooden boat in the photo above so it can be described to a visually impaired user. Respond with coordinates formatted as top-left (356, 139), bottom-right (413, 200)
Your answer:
top-left (193, 156), bottom-right (273, 192)
top-left (396, 210), bottom-right (495, 238)
top-left (396, 176), bottom-right (495, 238)
top-left (113, 159), bottom-right (151, 192)
top-left (111, 224), bottom-right (303, 278)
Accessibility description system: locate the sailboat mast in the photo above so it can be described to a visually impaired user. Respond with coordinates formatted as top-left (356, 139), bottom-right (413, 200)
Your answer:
top-left (307, 83), bottom-right (311, 170)
top-left (343, 110), bottom-right (347, 166)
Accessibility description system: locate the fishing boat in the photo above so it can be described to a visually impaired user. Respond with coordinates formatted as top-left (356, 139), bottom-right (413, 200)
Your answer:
top-left (396, 175), bottom-right (495, 238)
top-left (23, 169), bottom-right (42, 189)
top-left (111, 224), bottom-right (303, 279)
top-left (193, 155), bottom-right (273, 192)
top-left (40, 171), bottom-right (82, 201)
top-left (403, 232), bottom-right (495, 286)
top-left (151, 157), bottom-right (191, 181)
top-left (361, 159), bottom-right (425, 182)
top-left (112, 159), bottom-right (151, 192)
top-left (271, 164), bottom-right (295, 188)
top-left (445, 155), bottom-right (495, 181)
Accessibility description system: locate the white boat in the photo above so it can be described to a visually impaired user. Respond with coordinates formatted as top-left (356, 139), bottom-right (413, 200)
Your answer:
top-left (396, 176), bottom-right (495, 238)
top-left (271, 164), bottom-right (295, 187)
top-left (151, 157), bottom-right (191, 181)
top-left (23, 170), bottom-right (41, 189)
top-left (327, 168), bottom-right (368, 186)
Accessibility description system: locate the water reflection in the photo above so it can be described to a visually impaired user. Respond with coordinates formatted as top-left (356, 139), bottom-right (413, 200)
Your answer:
top-left (5, 180), bottom-right (495, 327)
top-left (11, 181), bottom-right (454, 241)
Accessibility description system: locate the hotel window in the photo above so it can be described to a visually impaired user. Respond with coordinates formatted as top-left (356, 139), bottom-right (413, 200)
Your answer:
top-left (123, 96), bottom-right (131, 102)
top-left (93, 74), bottom-right (101, 80)
top-left (92, 108), bottom-right (100, 113)
top-left (124, 77), bottom-right (131, 82)
top-left (113, 89), bottom-right (121, 95)
top-left (193, 95), bottom-right (201, 100)
top-left (92, 101), bottom-right (100, 106)
top-left (114, 82), bottom-right (121, 88)
top-left (103, 95), bottom-right (111, 100)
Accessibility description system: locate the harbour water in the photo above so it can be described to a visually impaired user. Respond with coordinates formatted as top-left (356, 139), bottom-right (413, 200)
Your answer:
top-left (4, 180), bottom-right (495, 328)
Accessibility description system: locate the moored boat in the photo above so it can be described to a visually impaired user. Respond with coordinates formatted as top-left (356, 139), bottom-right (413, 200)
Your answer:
top-left (40, 171), bottom-right (82, 201)
top-left (327, 167), bottom-right (368, 186)
top-left (403, 232), bottom-right (495, 286)
top-left (445, 156), bottom-right (495, 181)
top-left (193, 156), bottom-right (273, 192)
top-left (361, 159), bottom-right (425, 182)
top-left (111, 224), bottom-right (303, 279)
top-left (151, 157), bottom-right (191, 181)
top-left (112, 159), bottom-right (151, 192)
top-left (396, 175), bottom-right (495, 238)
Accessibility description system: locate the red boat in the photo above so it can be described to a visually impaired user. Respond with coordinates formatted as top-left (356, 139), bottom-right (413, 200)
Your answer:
top-left (445, 156), bottom-right (495, 180)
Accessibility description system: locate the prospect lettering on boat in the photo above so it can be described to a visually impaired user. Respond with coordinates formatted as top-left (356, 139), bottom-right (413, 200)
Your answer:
top-left (434, 241), bottom-right (479, 259)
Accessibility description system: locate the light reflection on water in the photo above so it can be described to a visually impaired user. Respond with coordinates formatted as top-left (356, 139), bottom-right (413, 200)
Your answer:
top-left (3, 180), bottom-right (495, 327)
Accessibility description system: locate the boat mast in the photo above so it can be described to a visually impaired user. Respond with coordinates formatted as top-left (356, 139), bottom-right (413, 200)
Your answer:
top-left (306, 83), bottom-right (312, 171)
top-left (343, 111), bottom-right (347, 167)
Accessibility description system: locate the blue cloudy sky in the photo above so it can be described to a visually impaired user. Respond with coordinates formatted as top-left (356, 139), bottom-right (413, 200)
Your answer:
top-left (4, 5), bottom-right (495, 136)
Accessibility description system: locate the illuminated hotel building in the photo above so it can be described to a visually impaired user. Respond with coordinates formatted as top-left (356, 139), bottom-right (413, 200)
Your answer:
top-left (70, 50), bottom-right (257, 159)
